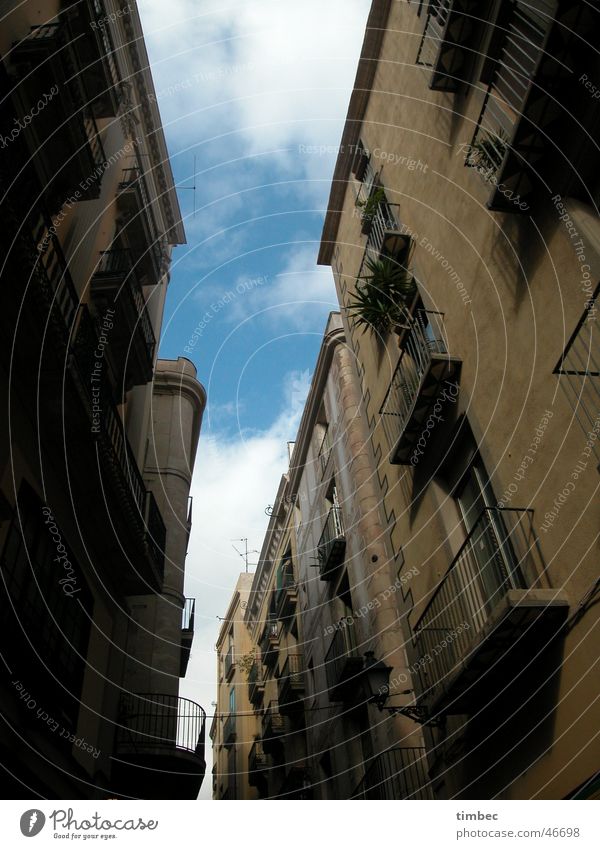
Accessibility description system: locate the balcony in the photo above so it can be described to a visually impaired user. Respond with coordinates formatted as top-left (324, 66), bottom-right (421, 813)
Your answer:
top-left (117, 167), bottom-right (165, 283)
top-left (554, 286), bottom-right (600, 468)
top-left (248, 739), bottom-right (271, 788)
top-left (223, 714), bottom-right (236, 748)
top-left (416, 0), bottom-right (478, 91)
top-left (380, 310), bottom-right (461, 465)
top-left (261, 702), bottom-right (289, 754)
top-left (180, 598), bottom-right (195, 678)
top-left (10, 22), bottom-right (105, 210)
top-left (353, 747), bottom-right (433, 800)
top-left (325, 620), bottom-right (364, 702)
top-left (113, 693), bottom-right (206, 799)
top-left (275, 557), bottom-right (298, 624)
top-left (317, 506), bottom-right (346, 579)
top-left (90, 249), bottom-right (156, 390)
top-left (68, 306), bottom-right (166, 593)
top-left (318, 427), bottom-right (333, 476)
top-left (465, 1), bottom-right (565, 210)
top-left (413, 508), bottom-right (569, 713)
top-left (224, 646), bottom-right (236, 682)
top-left (277, 654), bottom-right (305, 715)
top-left (248, 659), bottom-right (265, 707)
top-left (63, 0), bottom-right (123, 118)
top-left (260, 620), bottom-right (280, 669)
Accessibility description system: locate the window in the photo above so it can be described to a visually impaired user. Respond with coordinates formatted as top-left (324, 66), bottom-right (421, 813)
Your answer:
top-left (229, 686), bottom-right (236, 714)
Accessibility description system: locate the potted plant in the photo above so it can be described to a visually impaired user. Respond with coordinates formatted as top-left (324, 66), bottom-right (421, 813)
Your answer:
top-left (469, 129), bottom-right (508, 179)
top-left (356, 186), bottom-right (386, 235)
top-left (347, 250), bottom-right (417, 336)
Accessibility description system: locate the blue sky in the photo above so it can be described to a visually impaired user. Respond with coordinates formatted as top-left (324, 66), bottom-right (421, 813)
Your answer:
top-left (137, 0), bottom-right (372, 797)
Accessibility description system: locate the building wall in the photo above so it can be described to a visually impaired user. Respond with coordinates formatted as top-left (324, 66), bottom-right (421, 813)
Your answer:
top-left (318, 0), bottom-right (600, 800)
top-left (0, 2), bottom-right (204, 799)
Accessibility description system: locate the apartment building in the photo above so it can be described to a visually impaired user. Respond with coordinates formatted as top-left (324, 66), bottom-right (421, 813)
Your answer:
top-left (0, 2), bottom-right (207, 798)
top-left (214, 314), bottom-right (432, 799)
top-left (316, 0), bottom-right (600, 799)
top-left (213, 573), bottom-right (258, 800)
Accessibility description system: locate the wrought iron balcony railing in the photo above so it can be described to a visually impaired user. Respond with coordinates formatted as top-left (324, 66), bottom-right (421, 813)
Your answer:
top-left (248, 659), bottom-right (265, 706)
top-left (465, 0), bottom-right (556, 210)
top-left (353, 747), bottom-right (433, 799)
top-left (318, 427), bottom-right (332, 476)
top-left (260, 617), bottom-right (280, 667)
top-left (317, 506), bottom-right (346, 579)
top-left (223, 713), bottom-right (236, 747)
top-left (11, 22), bottom-right (106, 202)
top-left (275, 557), bottom-right (297, 622)
top-left (248, 739), bottom-right (270, 786)
top-left (413, 507), bottom-right (567, 711)
top-left (117, 167), bottom-right (165, 281)
top-left (70, 306), bottom-right (166, 589)
top-left (224, 645), bottom-right (235, 681)
top-left (415, 1), bottom-right (477, 91)
top-left (91, 248), bottom-right (156, 387)
top-left (554, 286), bottom-right (600, 468)
top-left (261, 701), bottom-right (288, 753)
top-left (380, 309), bottom-right (461, 464)
top-left (116, 693), bottom-right (206, 758)
top-left (277, 653), bottom-right (305, 713)
top-left (325, 620), bottom-right (364, 701)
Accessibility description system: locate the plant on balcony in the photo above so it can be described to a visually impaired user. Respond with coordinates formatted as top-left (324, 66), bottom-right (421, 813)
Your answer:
top-left (356, 186), bottom-right (386, 235)
top-left (469, 129), bottom-right (508, 178)
top-left (237, 650), bottom-right (257, 679)
top-left (347, 251), bottom-right (416, 336)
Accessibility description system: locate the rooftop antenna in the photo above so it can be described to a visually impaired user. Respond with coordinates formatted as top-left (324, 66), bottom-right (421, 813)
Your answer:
top-left (231, 538), bottom-right (259, 573)
top-left (176, 154), bottom-right (197, 217)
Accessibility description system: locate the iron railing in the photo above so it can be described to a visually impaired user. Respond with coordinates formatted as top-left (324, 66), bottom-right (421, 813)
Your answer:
top-left (466, 1), bottom-right (553, 181)
top-left (353, 747), bottom-right (433, 799)
top-left (116, 693), bottom-right (205, 757)
top-left (71, 306), bottom-right (165, 582)
top-left (278, 653), bottom-right (304, 690)
top-left (324, 619), bottom-right (361, 693)
top-left (380, 310), bottom-right (450, 455)
top-left (357, 192), bottom-right (400, 275)
top-left (224, 645), bottom-right (235, 680)
top-left (118, 167), bottom-right (164, 279)
top-left (94, 248), bottom-right (156, 365)
top-left (317, 505), bottom-right (345, 577)
top-left (413, 507), bottom-right (546, 702)
top-left (416, 0), bottom-right (452, 70)
top-left (318, 427), bottom-right (332, 476)
top-left (182, 598), bottom-right (196, 632)
top-left (248, 739), bottom-right (269, 772)
top-left (554, 287), bottom-right (600, 467)
top-left (248, 659), bottom-right (264, 705)
top-left (261, 701), bottom-right (286, 741)
top-left (223, 713), bottom-right (236, 746)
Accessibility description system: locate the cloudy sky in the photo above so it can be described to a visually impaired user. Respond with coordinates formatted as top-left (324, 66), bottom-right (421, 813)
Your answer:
top-left (137, 0), bottom-right (372, 797)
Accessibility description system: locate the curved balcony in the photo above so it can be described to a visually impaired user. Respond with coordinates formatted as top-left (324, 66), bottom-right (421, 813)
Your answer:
top-left (113, 693), bottom-right (206, 799)
top-left (325, 620), bottom-right (364, 702)
top-left (277, 654), bottom-right (305, 715)
top-left (415, 0), bottom-right (478, 91)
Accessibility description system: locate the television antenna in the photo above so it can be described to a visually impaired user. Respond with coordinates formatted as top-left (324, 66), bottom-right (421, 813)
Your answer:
top-left (231, 538), bottom-right (259, 573)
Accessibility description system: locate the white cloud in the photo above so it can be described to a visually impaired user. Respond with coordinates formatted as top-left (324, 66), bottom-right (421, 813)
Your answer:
top-left (177, 368), bottom-right (310, 797)
top-left (139, 0), bottom-right (372, 185)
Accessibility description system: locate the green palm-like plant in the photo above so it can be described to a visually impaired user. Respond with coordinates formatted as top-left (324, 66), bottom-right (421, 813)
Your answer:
top-left (470, 129), bottom-right (508, 176)
top-left (347, 251), bottom-right (417, 335)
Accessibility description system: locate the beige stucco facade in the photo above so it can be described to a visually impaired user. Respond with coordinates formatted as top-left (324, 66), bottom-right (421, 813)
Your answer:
top-left (317, 0), bottom-right (599, 800)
